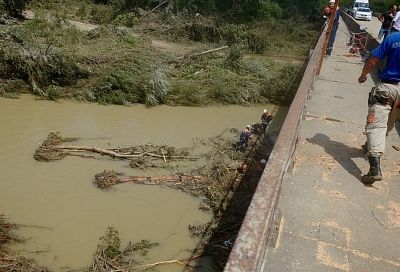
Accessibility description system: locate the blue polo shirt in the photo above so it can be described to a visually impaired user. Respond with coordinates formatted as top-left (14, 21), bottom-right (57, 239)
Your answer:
top-left (371, 32), bottom-right (400, 81)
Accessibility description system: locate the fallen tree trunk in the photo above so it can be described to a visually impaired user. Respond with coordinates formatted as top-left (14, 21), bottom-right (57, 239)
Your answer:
top-left (94, 170), bottom-right (205, 189)
top-left (178, 46), bottom-right (229, 60)
top-left (58, 145), bottom-right (199, 160)
top-left (34, 132), bottom-right (199, 163)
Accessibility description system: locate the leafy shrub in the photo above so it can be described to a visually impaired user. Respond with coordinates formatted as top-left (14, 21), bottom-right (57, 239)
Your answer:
top-left (219, 24), bottom-right (247, 46)
top-left (186, 20), bottom-right (221, 42)
top-left (3, 0), bottom-right (28, 18)
top-left (246, 31), bottom-right (269, 53)
top-left (92, 69), bottom-right (141, 105)
top-left (46, 85), bottom-right (63, 101)
top-left (260, 64), bottom-right (298, 105)
top-left (0, 44), bottom-right (89, 93)
top-left (93, 66), bottom-right (167, 106)
top-left (259, 0), bottom-right (282, 19)
top-left (113, 12), bottom-right (138, 27)
top-left (0, 1), bottom-right (6, 15)
top-left (209, 81), bottom-right (241, 104)
top-left (90, 4), bottom-right (113, 24)
top-left (99, 227), bottom-right (122, 259)
top-left (167, 80), bottom-right (206, 106)
top-left (76, 3), bottom-right (90, 20)
top-left (225, 47), bottom-right (244, 71)
top-left (140, 67), bottom-right (168, 107)
top-left (0, 18), bottom-right (89, 97)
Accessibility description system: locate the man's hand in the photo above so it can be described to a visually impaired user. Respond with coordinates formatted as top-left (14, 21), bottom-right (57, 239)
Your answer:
top-left (358, 75), bottom-right (368, 83)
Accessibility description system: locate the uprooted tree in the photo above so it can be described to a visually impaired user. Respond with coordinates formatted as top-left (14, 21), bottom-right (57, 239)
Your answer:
top-left (33, 131), bottom-right (201, 164)
top-left (34, 130), bottom-right (248, 212)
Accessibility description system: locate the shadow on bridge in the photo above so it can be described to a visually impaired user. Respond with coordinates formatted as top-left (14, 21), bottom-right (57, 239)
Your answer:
top-left (306, 133), bottom-right (366, 183)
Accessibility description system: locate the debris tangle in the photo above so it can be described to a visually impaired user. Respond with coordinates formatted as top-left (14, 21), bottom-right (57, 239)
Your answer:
top-left (0, 214), bottom-right (48, 272)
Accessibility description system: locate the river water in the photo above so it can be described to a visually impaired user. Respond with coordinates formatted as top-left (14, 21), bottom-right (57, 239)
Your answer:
top-left (0, 95), bottom-right (286, 271)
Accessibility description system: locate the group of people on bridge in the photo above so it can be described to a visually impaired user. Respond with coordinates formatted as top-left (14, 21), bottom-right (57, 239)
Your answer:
top-left (236, 109), bottom-right (272, 151)
top-left (322, 0), bottom-right (400, 184)
top-left (378, 4), bottom-right (400, 40)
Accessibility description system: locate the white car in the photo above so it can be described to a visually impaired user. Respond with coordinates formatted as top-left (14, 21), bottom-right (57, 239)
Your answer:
top-left (354, 7), bottom-right (372, 21)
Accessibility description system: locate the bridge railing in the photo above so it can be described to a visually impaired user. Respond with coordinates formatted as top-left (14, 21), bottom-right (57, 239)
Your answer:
top-left (341, 11), bottom-right (380, 50)
top-left (224, 11), bottom-right (381, 272)
top-left (223, 23), bottom-right (327, 272)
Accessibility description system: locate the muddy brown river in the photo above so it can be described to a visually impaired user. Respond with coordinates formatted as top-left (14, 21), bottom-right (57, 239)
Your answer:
top-left (0, 95), bottom-right (286, 271)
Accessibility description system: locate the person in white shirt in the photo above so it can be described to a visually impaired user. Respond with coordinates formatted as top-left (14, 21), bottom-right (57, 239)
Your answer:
top-left (391, 10), bottom-right (400, 32)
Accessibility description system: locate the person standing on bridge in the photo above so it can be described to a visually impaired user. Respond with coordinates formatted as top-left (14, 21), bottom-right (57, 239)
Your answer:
top-left (378, 5), bottom-right (396, 40)
top-left (391, 7), bottom-right (400, 33)
top-left (325, 0), bottom-right (341, 56)
top-left (358, 32), bottom-right (400, 184)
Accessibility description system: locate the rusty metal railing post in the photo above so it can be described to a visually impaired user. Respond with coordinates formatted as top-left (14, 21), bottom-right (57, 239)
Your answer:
top-left (316, 0), bottom-right (340, 76)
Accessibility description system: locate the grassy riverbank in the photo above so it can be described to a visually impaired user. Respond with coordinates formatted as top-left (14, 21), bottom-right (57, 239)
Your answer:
top-left (0, 0), bottom-right (321, 106)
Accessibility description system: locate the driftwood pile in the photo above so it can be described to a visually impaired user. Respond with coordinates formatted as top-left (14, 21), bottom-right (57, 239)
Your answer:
top-left (0, 215), bottom-right (48, 272)
top-left (34, 132), bottom-right (198, 167)
top-left (89, 226), bottom-right (157, 272)
top-left (32, 128), bottom-right (267, 269)
top-left (94, 170), bottom-right (206, 192)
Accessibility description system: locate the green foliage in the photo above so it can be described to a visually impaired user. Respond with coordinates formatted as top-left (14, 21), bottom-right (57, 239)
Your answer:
top-left (1, 0), bottom-right (317, 107)
top-left (92, 69), bottom-right (140, 105)
top-left (209, 82), bottom-right (241, 104)
top-left (92, 66), bottom-right (167, 106)
top-left (90, 4), bottom-right (113, 24)
top-left (111, 0), bottom-right (159, 16)
top-left (101, 227), bottom-right (122, 259)
top-left (3, 0), bottom-right (28, 18)
top-left (260, 63), bottom-right (299, 105)
top-left (0, 1), bottom-right (6, 15)
top-left (187, 20), bottom-right (221, 42)
top-left (0, 16), bottom-right (89, 98)
top-left (219, 24), bottom-right (247, 46)
top-left (94, 0), bottom-right (111, 4)
top-left (113, 12), bottom-right (138, 27)
top-left (46, 84), bottom-right (63, 101)
top-left (225, 46), bottom-right (244, 70)
top-left (90, 226), bottom-right (158, 271)
top-left (141, 67), bottom-right (168, 107)
top-left (369, 0), bottom-right (396, 13)
top-left (259, 0), bottom-right (282, 19)
top-left (246, 31), bottom-right (268, 53)
top-left (273, 0), bottom-right (323, 16)
top-left (167, 80), bottom-right (207, 106)
top-left (76, 2), bottom-right (90, 19)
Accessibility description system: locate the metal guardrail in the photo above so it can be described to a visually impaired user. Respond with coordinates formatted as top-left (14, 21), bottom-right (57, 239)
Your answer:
top-left (224, 11), bottom-right (382, 272)
top-left (223, 24), bottom-right (327, 272)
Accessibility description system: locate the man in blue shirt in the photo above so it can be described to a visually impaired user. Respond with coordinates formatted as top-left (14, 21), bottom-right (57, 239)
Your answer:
top-left (358, 32), bottom-right (400, 184)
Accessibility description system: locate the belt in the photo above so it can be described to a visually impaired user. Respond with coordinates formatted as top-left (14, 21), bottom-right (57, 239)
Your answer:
top-left (381, 79), bottom-right (400, 85)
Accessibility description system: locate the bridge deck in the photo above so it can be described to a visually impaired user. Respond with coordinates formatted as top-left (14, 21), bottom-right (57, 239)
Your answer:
top-left (262, 18), bottom-right (400, 272)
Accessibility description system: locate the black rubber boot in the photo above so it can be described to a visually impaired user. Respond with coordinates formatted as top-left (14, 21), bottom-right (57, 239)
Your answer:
top-left (362, 156), bottom-right (382, 184)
